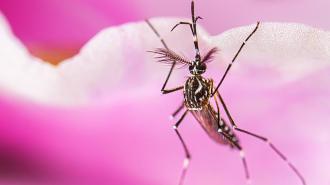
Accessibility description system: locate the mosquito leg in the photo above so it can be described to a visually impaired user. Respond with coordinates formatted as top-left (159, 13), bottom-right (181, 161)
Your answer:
top-left (162, 86), bottom-right (184, 94)
top-left (239, 149), bottom-right (251, 185)
top-left (216, 91), bottom-right (306, 185)
top-left (172, 109), bottom-right (191, 185)
top-left (171, 1), bottom-right (202, 59)
top-left (213, 93), bottom-right (251, 184)
top-left (170, 21), bottom-right (200, 58)
top-left (216, 91), bottom-right (237, 128)
top-left (170, 2), bottom-right (200, 34)
top-left (234, 127), bottom-right (306, 185)
top-left (212, 22), bottom-right (260, 96)
top-left (171, 22), bottom-right (194, 33)
top-left (191, 0), bottom-right (201, 59)
top-left (145, 19), bottom-right (169, 50)
top-left (212, 88), bottom-right (222, 127)
top-left (224, 132), bottom-right (251, 185)
top-left (145, 19), bottom-right (182, 94)
top-left (195, 16), bottom-right (203, 22)
top-left (170, 101), bottom-right (185, 120)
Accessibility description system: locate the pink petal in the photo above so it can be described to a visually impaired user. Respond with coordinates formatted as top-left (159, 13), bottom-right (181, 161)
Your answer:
top-left (0, 0), bottom-right (328, 53)
top-left (0, 0), bottom-right (139, 46)
top-left (0, 14), bottom-right (329, 185)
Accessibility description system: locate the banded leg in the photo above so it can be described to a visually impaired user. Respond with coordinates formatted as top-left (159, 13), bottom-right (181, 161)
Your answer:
top-left (170, 101), bottom-right (185, 120)
top-left (222, 131), bottom-right (251, 184)
top-left (216, 91), bottom-right (306, 185)
top-left (213, 93), bottom-right (251, 184)
top-left (171, 22), bottom-right (194, 33)
top-left (171, 1), bottom-right (201, 59)
top-left (212, 22), bottom-right (260, 96)
top-left (145, 19), bottom-right (183, 94)
top-left (172, 110), bottom-right (191, 185)
top-left (233, 127), bottom-right (306, 185)
top-left (162, 86), bottom-right (184, 94)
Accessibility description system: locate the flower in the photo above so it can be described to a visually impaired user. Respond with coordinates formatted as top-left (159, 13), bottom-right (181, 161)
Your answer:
top-left (0, 0), bottom-right (329, 185)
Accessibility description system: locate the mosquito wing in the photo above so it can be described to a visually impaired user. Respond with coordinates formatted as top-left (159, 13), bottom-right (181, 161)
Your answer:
top-left (190, 104), bottom-right (240, 148)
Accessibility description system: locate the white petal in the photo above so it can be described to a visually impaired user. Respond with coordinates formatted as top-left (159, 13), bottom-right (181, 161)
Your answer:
top-left (0, 14), bottom-right (61, 104)
top-left (0, 14), bottom-right (329, 105)
top-left (212, 22), bottom-right (330, 82)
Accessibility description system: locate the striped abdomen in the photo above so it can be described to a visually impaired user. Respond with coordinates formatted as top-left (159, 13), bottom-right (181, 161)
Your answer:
top-left (191, 104), bottom-right (240, 149)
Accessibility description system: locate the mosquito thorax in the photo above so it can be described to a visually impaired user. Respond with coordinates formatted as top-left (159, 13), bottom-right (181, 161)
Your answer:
top-left (189, 61), bottom-right (206, 75)
top-left (183, 75), bottom-right (212, 110)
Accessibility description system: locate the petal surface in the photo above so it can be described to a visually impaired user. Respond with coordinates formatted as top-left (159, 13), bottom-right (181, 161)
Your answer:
top-left (0, 15), bottom-right (329, 185)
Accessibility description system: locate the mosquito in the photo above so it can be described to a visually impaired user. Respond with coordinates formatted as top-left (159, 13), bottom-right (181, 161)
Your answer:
top-left (146, 1), bottom-right (306, 185)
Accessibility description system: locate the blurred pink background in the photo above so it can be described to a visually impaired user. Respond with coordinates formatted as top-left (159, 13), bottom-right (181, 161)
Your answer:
top-left (0, 0), bottom-right (329, 63)
top-left (0, 0), bottom-right (329, 185)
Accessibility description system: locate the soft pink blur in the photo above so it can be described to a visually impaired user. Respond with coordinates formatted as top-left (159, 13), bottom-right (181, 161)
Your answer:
top-left (0, 1), bottom-right (329, 185)
top-left (0, 0), bottom-right (330, 53)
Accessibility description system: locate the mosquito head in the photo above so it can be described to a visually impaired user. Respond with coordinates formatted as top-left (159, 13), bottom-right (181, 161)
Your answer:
top-left (189, 60), bottom-right (206, 75)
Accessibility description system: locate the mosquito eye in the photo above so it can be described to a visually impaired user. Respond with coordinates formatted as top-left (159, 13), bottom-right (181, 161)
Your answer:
top-left (198, 63), bottom-right (206, 71)
top-left (189, 65), bottom-right (194, 71)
